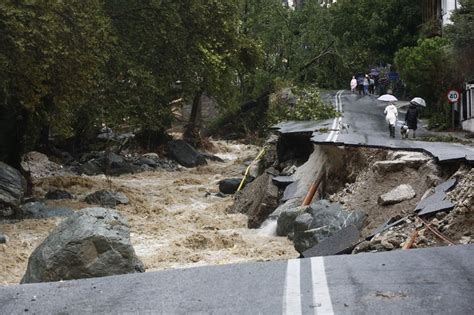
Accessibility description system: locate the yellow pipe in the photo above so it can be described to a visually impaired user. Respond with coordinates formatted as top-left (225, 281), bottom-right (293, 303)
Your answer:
top-left (236, 147), bottom-right (266, 192)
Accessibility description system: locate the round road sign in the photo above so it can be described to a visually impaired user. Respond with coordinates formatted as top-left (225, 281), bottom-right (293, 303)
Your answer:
top-left (447, 90), bottom-right (460, 103)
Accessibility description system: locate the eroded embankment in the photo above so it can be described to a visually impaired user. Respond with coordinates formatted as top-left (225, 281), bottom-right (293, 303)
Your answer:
top-left (0, 141), bottom-right (298, 285)
top-left (270, 133), bottom-right (472, 253)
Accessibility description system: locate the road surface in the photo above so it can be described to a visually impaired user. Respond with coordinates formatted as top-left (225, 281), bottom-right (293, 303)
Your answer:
top-left (0, 245), bottom-right (472, 314)
top-left (274, 91), bottom-right (474, 164)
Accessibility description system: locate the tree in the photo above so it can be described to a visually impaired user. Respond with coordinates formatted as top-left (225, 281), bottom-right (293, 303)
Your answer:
top-left (0, 1), bottom-right (112, 166)
top-left (445, 0), bottom-right (474, 82)
top-left (395, 37), bottom-right (458, 128)
top-left (329, 0), bottom-right (421, 75)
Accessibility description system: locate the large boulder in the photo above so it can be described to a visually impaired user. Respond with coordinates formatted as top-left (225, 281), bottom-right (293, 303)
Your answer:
top-left (293, 200), bottom-right (366, 253)
top-left (84, 190), bottom-right (129, 208)
top-left (21, 208), bottom-right (145, 284)
top-left (0, 162), bottom-right (27, 217)
top-left (167, 140), bottom-right (207, 168)
top-left (20, 151), bottom-right (71, 181)
top-left (228, 168), bottom-right (279, 228)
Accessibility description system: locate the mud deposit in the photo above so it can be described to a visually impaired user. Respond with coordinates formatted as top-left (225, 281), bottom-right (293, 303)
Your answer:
top-left (0, 141), bottom-right (297, 285)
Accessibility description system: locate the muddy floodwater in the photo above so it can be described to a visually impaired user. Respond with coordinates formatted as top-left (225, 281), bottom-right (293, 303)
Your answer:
top-left (0, 141), bottom-right (297, 285)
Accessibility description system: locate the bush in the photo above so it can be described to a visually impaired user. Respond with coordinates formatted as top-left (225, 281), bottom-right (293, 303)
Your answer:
top-left (266, 86), bottom-right (338, 126)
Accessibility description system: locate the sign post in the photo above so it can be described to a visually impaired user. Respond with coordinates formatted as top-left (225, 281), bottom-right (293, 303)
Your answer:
top-left (447, 90), bottom-right (460, 130)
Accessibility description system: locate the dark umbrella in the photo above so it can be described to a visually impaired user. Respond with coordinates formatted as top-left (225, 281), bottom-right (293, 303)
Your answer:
top-left (369, 69), bottom-right (379, 76)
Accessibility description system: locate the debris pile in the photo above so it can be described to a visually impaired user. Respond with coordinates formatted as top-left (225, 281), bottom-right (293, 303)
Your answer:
top-left (354, 166), bottom-right (473, 254)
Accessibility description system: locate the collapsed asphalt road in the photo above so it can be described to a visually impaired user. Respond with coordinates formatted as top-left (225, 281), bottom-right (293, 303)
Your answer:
top-left (275, 90), bottom-right (474, 164)
top-left (0, 245), bottom-right (472, 314)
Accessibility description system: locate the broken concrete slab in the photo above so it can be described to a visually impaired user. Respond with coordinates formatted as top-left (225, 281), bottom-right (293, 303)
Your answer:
top-left (378, 184), bottom-right (416, 206)
top-left (310, 131), bottom-right (474, 164)
top-left (301, 225), bottom-right (360, 258)
top-left (272, 176), bottom-right (294, 188)
top-left (415, 178), bottom-right (457, 216)
top-left (272, 120), bottom-right (332, 134)
top-left (387, 151), bottom-right (431, 168)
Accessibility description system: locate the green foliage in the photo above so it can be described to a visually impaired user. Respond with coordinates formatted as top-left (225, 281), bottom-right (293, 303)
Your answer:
top-left (394, 37), bottom-right (457, 116)
top-left (444, 0), bottom-right (474, 82)
top-left (329, 0), bottom-right (421, 77)
top-left (266, 86), bottom-right (338, 126)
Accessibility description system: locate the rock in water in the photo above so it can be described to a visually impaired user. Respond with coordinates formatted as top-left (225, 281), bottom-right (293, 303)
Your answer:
top-left (45, 189), bottom-right (73, 200)
top-left (0, 162), bottom-right (27, 217)
top-left (21, 208), bottom-right (145, 284)
top-left (84, 190), bottom-right (129, 208)
top-left (229, 168), bottom-right (279, 228)
top-left (167, 140), bottom-right (207, 168)
top-left (219, 178), bottom-right (242, 194)
top-left (218, 177), bottom-right (253, 194)
top-left (378, 184), bottom-right (416, 205)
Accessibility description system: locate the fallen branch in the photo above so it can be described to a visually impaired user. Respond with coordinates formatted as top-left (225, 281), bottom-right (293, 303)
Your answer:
top-left (299, 41), bottom-right (335, 72)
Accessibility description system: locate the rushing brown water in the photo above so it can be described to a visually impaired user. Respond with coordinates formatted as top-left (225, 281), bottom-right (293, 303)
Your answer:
top-left (0, 140), bottom-right (297, 285)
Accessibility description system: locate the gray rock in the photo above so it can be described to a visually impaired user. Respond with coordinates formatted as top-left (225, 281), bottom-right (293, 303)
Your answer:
top-left (387, 151), bottom-right (430, 169)
top-left (167, 140), bottom-right (207, 168)
top-left (137, 157), bottom-right (157, 167)
top-left (353, 240), bottom-right (371, 254)
top-left (21, 208), bottom-right (145, 283)
top-left (229, 168), bottom-right (279, 228)
top-left (78, 159), bottom-right (103, 176)
top-left (84, 190), bottom-right (129, 208)
top-left (45, 189), bottom-right (73, 200)
top-left (378, 184), bottom-right (416, 206)
top-left (270, 198), bottom-right (301, 219)
top-left (293, 200), bottom-right (366, 253)
top-left (141, 153), bottom-right (159, 159)
top-left (218, 178), bottom-right (251, 195)
top-left (0, 162), bottom-right (27, 217)
top-left (276, 206), bottom-right (302, 236)
top-left (20, 151), bottom-right (71, 180)
top-left (0, 234), bottom-right (7, 244)
top-left (19, 202), bottom-right (74, 219)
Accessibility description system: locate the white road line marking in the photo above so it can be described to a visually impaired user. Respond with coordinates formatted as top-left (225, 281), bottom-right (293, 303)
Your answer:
top-left (283, 259), bottom-right (302, 315)
top-left (311, 257), bottom-right (334, 315)
top-left (326, 90), bottom-right (344, 142)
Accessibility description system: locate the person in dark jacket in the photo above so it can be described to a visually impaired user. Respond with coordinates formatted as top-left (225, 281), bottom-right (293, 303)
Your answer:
top-left (405, 102), bottom-right (419, 138)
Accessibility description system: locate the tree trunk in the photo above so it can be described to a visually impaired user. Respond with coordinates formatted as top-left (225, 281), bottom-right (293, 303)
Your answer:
top-left (183, 89), bottom-right (204, 147)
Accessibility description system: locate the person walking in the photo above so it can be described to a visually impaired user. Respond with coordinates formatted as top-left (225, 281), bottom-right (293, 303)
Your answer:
top-left (363, 75), bottom-right (369, 95)
top-left (405, 101), bottom-right (419, 138)
top-left (369, 77), bottom-right (375, 95)
top-left (384, 102), bottom-right (398, 138)
top-left (357, 75), bottom-right (364, 95)
top-left (350, 76), bottom-right (357, 93)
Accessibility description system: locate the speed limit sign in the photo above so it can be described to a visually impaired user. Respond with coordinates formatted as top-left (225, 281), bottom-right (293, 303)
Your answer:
top-left (447, 90), bottom-right (460, 103)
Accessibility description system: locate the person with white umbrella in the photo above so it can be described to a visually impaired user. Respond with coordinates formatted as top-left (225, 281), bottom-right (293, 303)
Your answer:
top-left (404, 97), bottom-right (425, 138)
top-left (378, 94), bottom-right (398, 138)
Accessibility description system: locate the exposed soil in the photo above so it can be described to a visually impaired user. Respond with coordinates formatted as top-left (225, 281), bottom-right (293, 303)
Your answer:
top-left (0, 141), bottom-right (297, 285)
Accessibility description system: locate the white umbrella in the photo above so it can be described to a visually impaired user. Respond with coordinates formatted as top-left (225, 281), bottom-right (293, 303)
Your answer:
top-left (410, 97), bottom-right (426, 107)
top-left (377, 94), bottom-right (398, 102)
